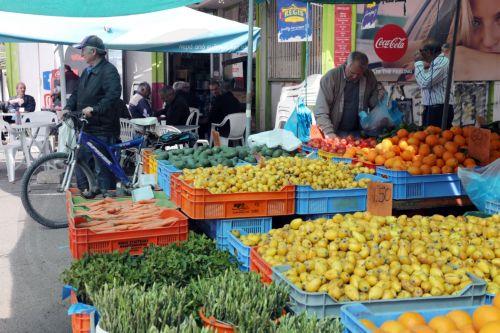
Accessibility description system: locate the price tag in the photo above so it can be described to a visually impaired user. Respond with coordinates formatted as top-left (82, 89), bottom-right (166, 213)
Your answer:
top-left (367, 182), bottom-right (393, 216)
top-left (211, 130), bottom-right (221, 147)
top-left (253, 152), bottom-right (266, 167)
top-left (468, 127), bottom-right (490, 164)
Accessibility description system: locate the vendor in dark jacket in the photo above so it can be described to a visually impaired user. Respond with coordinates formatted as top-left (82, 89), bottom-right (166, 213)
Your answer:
top-left (206, 80), bottom-right (242, 137)
top-left (64, 35), bottom-right (122, 196)
top-left (156, 85), bottom-right (190, 126)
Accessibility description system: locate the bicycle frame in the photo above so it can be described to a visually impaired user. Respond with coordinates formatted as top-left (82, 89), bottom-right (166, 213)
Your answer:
top-left (61, 127), bottom-right (145, 191)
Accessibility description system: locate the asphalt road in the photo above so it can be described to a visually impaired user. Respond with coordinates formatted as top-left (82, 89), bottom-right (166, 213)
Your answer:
top-left (0, 163), bottom-right (71, 333)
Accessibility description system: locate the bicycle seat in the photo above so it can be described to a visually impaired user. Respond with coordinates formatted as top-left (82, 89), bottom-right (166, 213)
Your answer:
top-left (130, 117), bottom-right (158, 126)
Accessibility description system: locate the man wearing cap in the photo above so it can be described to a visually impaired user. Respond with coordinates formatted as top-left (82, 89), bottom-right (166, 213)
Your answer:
top-left (64, 35), bottom-right (122, 196)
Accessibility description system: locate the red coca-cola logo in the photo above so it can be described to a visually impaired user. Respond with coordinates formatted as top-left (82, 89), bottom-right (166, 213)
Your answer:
top-left (374, 24), bottom-right (408, 62)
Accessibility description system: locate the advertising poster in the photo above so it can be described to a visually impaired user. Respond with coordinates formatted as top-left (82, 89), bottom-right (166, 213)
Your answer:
top-left (277, 0), bottom-right (312, 43)
top-left (334, 5), bottom-right (353, 66)
top-left (355, 0), bottom-right (500, 81)
top-left (361, 3), bottom-right (378, 30)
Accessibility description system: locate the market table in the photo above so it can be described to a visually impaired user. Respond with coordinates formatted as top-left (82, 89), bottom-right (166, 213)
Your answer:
top-left (11, 121), bottom-right (56, 166)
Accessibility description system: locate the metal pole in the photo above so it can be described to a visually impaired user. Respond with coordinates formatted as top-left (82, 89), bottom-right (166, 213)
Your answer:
top-left (58, 45), bottom-right (67, 108)
top-left (441, 0), bottom-right (460, 129)
top-left (245, 0), bottom-right (254, 142)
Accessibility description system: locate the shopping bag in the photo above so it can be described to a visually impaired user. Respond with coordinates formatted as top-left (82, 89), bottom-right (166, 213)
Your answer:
top-left (57, 118), bottom-right (77, 154)
top-left (284, 97), bottom-right (312, 143)
top-left (458, 159), bottom-right (500, 212)
top-left (359, 92), bottom-right (403, 136)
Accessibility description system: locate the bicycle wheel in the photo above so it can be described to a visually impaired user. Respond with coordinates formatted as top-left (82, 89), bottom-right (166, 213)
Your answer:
top-left (21, 152), bottom-right (97, 229)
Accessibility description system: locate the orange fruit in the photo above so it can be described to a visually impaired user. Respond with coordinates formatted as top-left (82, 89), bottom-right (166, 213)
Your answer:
top-left (367, 150), bottom-right (378, 162)
top-left (442, 130), bottom-right (454, 140)
top-left (438, 137), bottom-right (448, 145)
top-left (385, 157), bottom-right (395, 169)
top-left (420, 164), bottom-right (431, 175)
top-left (454, 152), bottom-right (466, 163)
top-left (436, 159), bottom-right (445, 167)
top-left (397, 129), bottom-right (409, 138)
top-left (433, 145), bottom-right (445, 157)
top-left (446, 310), bottom-right (473, 329)
top-left (463, 158), bottom-right (476, 168)
top-left (411, 325), bottom-right (436, 333)
top-left (423, 154), bottom-right (437, 166)
top-left (360, 318), bottom-right (377, 330)
top-left (431, 166), bottom-right (442, 174)
top-left (418, 144), bottom-right (431, 156)
top-left (442, 166), bottom-right (454, 173)
top-left (426, 125), bottom-right (442, 134)
top-left (401, 150), bottom-right (414, 161)
top-left (445, 142), bottom-right (459, 153)
top-left (459, 324), bottom-right (476, 333)
top-left (451, 126), bottom-right (464, 136)
top-left (429, 316), bottom-right (458, 333)
top-left (399, 140), bottom-right (410, 150)
top-left (384, 150), bottom-right (397, 159)
top-left (454, 135), bottom-right (466, 146)
top-left (493, 294), bottom-right (500, 309)
top-left (443, 151), bottom-right (454, 161)
top-left (415, 131), bottom-right (427, 141)
top-left (398, 312), bottom-right (426, 329)
top-left (479, 321), bottom-right (500, 333)
top-left (391, 136), bottom-right (400, 145)
top-left (408, 166), bottom-right (422, 175)
top-left (461, 126), bottom-right (472, 137)
top-left (446, 158), bottom-right (459, 168)
top-left (425, 135), bottom-right (439, 147)
top-left (473, 305), bottom-right (500, 331)
top-left (375, 155), bottom-right (386, 165)
top-left (380, 320), bottom-right (409, 333)
top-left (408, 137), bottom-right (421, 146)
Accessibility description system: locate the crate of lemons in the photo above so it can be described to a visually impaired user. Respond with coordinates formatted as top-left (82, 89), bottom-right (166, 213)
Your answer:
top-left (236, 212), bottom-right (500, 302)
top-left (180, 156), bottom-right (374, 194)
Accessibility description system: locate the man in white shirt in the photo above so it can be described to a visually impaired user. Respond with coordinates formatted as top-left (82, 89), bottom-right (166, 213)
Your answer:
top-left (415, 40), bottom-right (454, 128)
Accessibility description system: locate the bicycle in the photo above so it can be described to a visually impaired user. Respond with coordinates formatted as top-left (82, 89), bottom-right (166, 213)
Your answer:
top-left (20, 113), bottom-right (195, 229)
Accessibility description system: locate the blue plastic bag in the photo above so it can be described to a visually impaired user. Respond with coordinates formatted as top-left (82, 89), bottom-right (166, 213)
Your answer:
top-left (359, 92), bottom-right (403, 136)
top-left (284, 97), bottom-right (312, 143)
top-left (458, 159), bottom-right (500, 212)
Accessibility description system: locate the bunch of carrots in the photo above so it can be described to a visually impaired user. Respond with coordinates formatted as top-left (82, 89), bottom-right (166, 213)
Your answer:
top-left (74, 198), bottom-right (178, 234)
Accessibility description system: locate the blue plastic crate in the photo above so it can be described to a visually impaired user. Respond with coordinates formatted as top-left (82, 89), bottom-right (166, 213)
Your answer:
top-left (376, 166), bottom-right (465, 200)
top-left (227, 231), bottom-right (252, 272)
top-left (332, 156), bottom-right (353, 164)
top-left (301, 145), bottom-right (318, 158)
top-left (198, 217), bottom-right (272, 251)
top-left (485, 200), bottom-right (500, 215)
top-left (272, 265), bottom-right (487, 318)
top-left (341, 295), bottom-right (494, 333)
top-left (157, 160), bottom-right (181, 197)
top-left (295, 174), bottom-right (387, 215)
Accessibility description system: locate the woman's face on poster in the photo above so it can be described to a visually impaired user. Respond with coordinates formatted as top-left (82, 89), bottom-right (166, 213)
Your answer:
top-left (469, 0), bottom-right (500, 53)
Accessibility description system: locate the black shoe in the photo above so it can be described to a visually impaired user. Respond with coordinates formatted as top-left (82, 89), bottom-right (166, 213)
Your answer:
top-left (101, 190), bottom-right (116, 198)
top-left (80, 189), bottom-right (97, 199)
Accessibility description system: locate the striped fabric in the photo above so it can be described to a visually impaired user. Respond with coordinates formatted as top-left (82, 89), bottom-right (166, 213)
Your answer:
top-left (415, 54), bottom-right (454, 106)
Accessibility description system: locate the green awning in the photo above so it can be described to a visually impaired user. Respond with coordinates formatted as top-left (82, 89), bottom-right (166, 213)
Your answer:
top-left (0, 0), bottom-right (200, 17)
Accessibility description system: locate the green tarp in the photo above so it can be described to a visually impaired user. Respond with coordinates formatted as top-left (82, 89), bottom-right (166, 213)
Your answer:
top-left (0, 0), bottom-right (200, 17)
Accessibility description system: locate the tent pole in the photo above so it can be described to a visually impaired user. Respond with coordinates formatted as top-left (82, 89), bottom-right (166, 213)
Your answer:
top-left (245, 0), bottom-right (254, 142)
top-left (58, 45), bottom-right (67, 109)
top-left (441, 0), bottom-right (460, 129)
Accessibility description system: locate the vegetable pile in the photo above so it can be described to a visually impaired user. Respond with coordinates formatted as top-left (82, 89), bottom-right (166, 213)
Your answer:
top-left (74, 198), bottom-right (178, 232)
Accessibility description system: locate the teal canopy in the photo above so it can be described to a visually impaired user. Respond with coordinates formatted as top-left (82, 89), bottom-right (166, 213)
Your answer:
top-left (0, 0), bottom-right (200, 17)
top-left (255, 0), bottom-right (379, 3)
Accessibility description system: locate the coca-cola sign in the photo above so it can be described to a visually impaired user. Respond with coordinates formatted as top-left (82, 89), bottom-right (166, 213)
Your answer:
top-left (373, 24), bottom-right (408, 62)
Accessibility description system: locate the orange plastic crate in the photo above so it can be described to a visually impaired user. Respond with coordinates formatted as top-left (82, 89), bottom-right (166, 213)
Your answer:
top-left (66, 190), bottom-right (189, 259)
top-left (250, 247), bottom-right (272, 284)
top-left (70, 291), bottom-right (91, 333)
top-left (149, 153), bottom-right (158, 176)
top-left (170, 174), bottom-right (182, 205)
top-left (141, 149), bottom-right (153, 174)
top-left (178, 178), bottom-right (295, 219)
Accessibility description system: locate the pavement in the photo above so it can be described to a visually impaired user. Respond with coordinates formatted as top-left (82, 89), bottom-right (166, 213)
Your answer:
top-left (0, 159), bottom-right (71, 333)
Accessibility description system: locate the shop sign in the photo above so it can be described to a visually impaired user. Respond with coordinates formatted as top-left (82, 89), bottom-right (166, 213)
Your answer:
top-left (373, 24), bottom-right (408, 62)
top-left (361, 3), bottom-right (378, 30)
top-left (277, 0), bottom-right (312, 43)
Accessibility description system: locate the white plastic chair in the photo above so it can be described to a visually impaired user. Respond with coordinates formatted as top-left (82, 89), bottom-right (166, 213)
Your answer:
top-left (119, 118), bottom-right (135, 142)
top-left (0, 120), bottom-right (22, 182)
top-left (187, 108), bottom-right (200, 126)
top-left (210, 113), bottom-right (246, 147)
top-left (21, 111), bottom-right (58, 155)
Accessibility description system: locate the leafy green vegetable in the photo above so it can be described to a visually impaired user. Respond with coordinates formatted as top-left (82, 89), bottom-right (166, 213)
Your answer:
top-left (272, 312), bottom-right (343, 333)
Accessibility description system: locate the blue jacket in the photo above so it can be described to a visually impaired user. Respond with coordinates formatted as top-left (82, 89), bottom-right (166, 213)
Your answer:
top-left (128, 95), bottom-right (152, 118)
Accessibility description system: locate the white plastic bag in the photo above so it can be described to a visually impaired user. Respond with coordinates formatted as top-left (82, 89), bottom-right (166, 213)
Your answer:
top-left (57, 118), bottom-right (77, 154)
top-left (458, 159), bottom-right (500, 212)
top-left (247, 129), bottom-right (302, 152)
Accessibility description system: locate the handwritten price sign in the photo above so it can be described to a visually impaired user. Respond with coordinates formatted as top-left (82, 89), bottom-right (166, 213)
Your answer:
top-left (367, 182), bottom-right (393, 216)
top-left (468, 127), bottom-right (490, 164)
top-left (211, 130), bottom-right (221, 147)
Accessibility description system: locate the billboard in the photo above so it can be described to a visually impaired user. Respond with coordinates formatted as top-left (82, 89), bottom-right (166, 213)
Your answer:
top-left (277, 0), bottom-right (312, 42)
top-left (355, 0), bottom-right (500, 81)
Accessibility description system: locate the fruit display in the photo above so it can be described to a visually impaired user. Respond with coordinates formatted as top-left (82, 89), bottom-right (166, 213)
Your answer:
top-left (154, 145), bottom-right (302, 169)
top-left (180, 156), bottom-right (375, 193)
top-left (237, 213), bottom-right (500, 301)
top-left (354, 126), bottom-right (500, 175)
top-left (307, 136), bottom-right (377, 156)
top-left (359, 294), bottom-right (500, 333)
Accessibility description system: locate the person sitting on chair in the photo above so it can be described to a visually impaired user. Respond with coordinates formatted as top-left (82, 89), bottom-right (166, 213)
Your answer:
top-left (128, 82), bottom-right (153, 118)
top-left (204, 80), bottom-right (242, 138)
top-left (156, 85), bottom-right (190, 126)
